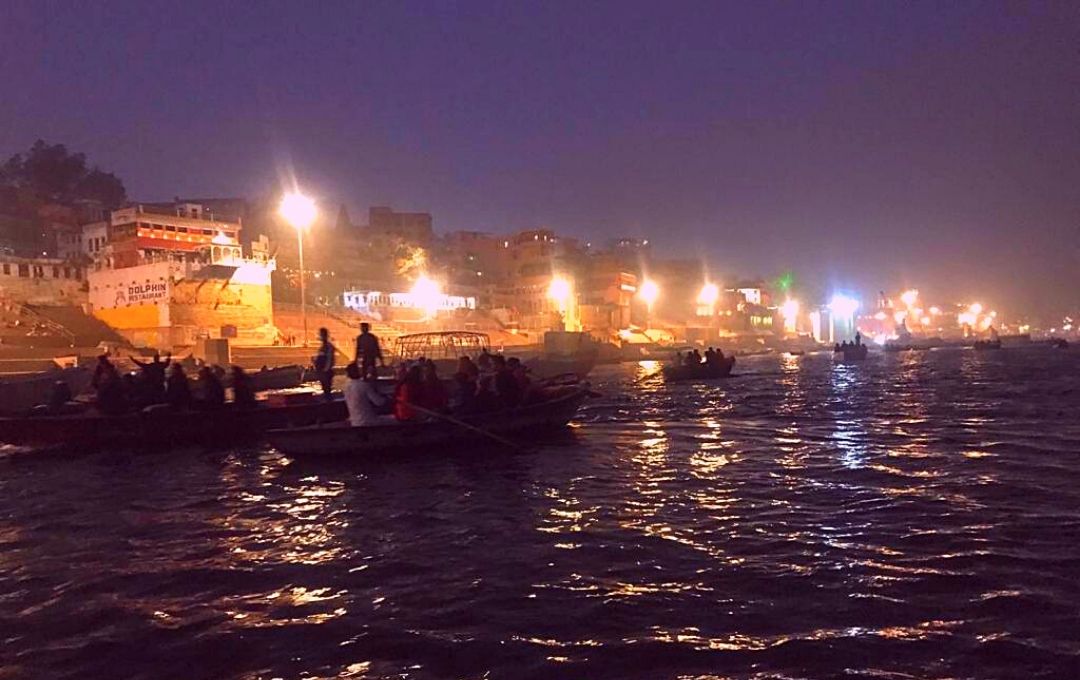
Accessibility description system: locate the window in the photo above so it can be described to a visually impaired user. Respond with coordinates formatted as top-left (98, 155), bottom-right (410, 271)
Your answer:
top-left (202, 229), bottom-right (213, 235)
top-left (18, 264), bottom-right (29, 277)
top-left (63, 267), bottom-right (71, 279)
top-left (52, 266), bottom-right (60, 278)
top-left (166, 226), bottom-right (176, 232)
top-left (2, 264), bottom-right (8, 275)
top-left (178, 227), bottom-right (188, 233)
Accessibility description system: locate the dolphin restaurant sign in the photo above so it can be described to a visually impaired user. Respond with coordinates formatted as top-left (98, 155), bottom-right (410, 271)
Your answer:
top-left (114, 281), bottom-right (169, 307)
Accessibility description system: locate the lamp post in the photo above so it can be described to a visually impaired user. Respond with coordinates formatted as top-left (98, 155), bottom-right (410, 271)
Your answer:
top-left (278, 192), bottom-right (317, 346)
top-left (638, 278), bottom-right (659, 331)
top-left (548, 276), bottom-right (573, 331)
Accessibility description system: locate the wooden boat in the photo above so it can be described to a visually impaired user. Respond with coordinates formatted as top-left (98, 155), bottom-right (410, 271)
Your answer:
top-left (266, 385), bottom-right (591, 458)
top-left (0, 395), bottom-right (346, 450)
top-left (242, 364), bottom-right (307, 391)
top-left (973, 340), bottom-right (1002, 351)
top-left (0, 366), bottom-right (92, 415)
top-left (662, 357), bottom-right (736, 381)
top-left (835, 344), bottom-right (869, 361)
top-left (1050, 338), bottom-right (1068, 349)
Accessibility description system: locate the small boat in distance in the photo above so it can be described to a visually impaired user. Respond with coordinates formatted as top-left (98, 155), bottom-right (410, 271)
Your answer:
top-left (973, 340), bottom-right (1002, 351)
top-left (662, 356), bottom-right (736, 381)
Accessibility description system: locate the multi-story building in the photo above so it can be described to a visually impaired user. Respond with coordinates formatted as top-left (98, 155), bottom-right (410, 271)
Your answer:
top-left (104, 204), bottom-right (244, 269)
top-left (85, 201), bottom-right (276, 348)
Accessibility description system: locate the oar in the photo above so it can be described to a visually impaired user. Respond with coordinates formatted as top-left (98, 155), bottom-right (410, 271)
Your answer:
top-left (407, 403), bottom-right (532, 452)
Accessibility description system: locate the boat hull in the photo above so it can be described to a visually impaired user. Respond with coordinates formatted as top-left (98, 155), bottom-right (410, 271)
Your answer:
top-left (835, 346), bottom-right (869, 361)
top-left (267, 388), bottom-right (589, 458)
top-left (661, 357), bottom-right (736, 382)
top-left (0, 367), bottom-right (92, 415)
top-left (0, 399), bottom-right (347, 450)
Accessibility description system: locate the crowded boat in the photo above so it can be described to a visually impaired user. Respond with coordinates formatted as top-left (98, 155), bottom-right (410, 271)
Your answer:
top-left (0, 323), bottom-right (591, 453)
top-left (662, 346), bottom-right (736, 381)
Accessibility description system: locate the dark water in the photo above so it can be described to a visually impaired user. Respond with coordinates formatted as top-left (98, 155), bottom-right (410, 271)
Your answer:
top-left (2, 347), bottom-right (1079, 679)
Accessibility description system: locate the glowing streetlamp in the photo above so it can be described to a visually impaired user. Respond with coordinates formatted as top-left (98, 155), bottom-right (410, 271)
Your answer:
top-left (780, 298), bottom-right (800, 334)
top-left (278, 191), bottom-right (317, 346)
top-left (697, 282), bottom-right (720, 306)
top-left (638, 279), bottom-right (659, 309)
top-left (638, 278), bottom-right (659, 330)
top-left (410, 274), bottom-right (442, 319)
top-left (548, 275), bottom-right (575, 330)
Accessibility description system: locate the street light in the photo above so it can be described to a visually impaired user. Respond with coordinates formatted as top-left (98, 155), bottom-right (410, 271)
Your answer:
top-left (638, 278), bottom-right (659, 330)
top-left (697, 282), bottom-right (719, 306)
top-left (780, 298), bottom-right (800, 334)
top-left (279, 191), bottom-right (317, 346)
top-left (548, 276), bottom-right (574, 331)
top-left (410, 274), bottom-right (442, 319)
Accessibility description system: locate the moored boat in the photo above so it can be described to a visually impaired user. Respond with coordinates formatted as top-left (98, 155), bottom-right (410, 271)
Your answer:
top-left (0, 395), bottom-right (346, 451)
top-left (236, 364), bottom-right (307, 391)
top-left (973, 340), bottom-right (1002, 351)
top-left (661, 357), bottom-right (736, 381)
top-left (266, 385), bottom-right (590, 458)
top-left (0, 366), bottom-right (92, 415)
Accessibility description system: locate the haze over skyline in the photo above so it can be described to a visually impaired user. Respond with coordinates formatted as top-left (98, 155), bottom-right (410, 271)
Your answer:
top-left (2, 1), bottom-right (1077, 319)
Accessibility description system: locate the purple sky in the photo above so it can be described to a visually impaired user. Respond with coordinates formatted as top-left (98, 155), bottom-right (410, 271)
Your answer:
top-left (2, 1), bottom-right (1077, 318)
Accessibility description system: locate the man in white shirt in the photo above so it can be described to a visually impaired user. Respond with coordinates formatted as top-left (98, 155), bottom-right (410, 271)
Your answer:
top-left (344, 362), bottom-right (387, 426)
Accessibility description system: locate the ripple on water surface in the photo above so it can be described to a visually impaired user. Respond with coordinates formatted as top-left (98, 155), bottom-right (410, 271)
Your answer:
top-left (1, 347), bottom-right (1079, 679)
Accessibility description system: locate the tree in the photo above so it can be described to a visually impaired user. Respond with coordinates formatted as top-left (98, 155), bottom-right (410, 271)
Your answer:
top-left (1, 140), bottom-right (127, 208)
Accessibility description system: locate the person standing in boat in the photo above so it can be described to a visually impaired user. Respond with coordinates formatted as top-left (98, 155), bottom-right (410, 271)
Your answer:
top-left (197, 366), bottom-right (226, 410)
top-left (345, 362), bottom-right (386, 426)
top-left (132, 352), bottom-right (169, 404)
top-left (355, 322), bottom-right (384, 377)
top-left (165, 363), bottom-right (192, 410)
top-left (94, 360), bottom-right (126, 415)
top-left (313, 327), bottom-right (336, 401)
top-left (231, 366), bottom-right (256, 409)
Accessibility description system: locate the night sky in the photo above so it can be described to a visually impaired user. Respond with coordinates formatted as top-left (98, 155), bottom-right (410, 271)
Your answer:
top-left (2, 1), bottom-right (1077, 318)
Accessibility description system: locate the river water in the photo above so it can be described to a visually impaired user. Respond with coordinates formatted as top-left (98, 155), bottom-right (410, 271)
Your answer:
top-left (2, 347), bottom-right (1078, 679)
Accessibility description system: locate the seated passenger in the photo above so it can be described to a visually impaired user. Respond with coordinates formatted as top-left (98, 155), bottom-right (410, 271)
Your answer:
top-left (474, 376), bottom-right (500, 413)
top-left (419, 360), bottom-right (447, 411)
top-left (492, 355), bottom-right (521, 407)
top-left (394, 365), bottom-right (424, 421)
top-left (345, 362), bottom-right (386, 426)
top-left (197, 365), bottom-right (226, 410)
top-left (231, 366), bottom-right (256, 409)
top-left (165, 364), bottom-right (192, 410)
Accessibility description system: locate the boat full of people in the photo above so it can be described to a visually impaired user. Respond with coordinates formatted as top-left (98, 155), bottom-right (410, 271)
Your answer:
top-left (834, 333), bottom-right (869, 361)
top-left (267, 381), bottom-right (589, 458)
top-left (0, 324), bottom-right (590, 454)
top-left (662, 347), bottom-right (736, 381)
